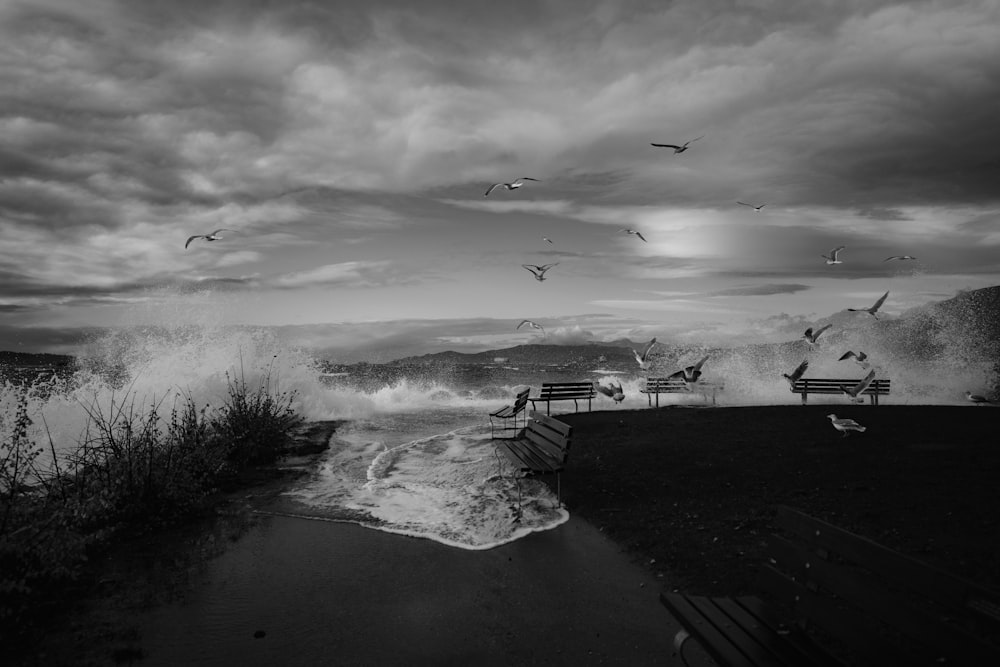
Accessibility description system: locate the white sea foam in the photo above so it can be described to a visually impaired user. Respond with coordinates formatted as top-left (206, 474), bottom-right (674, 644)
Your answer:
top-left (285, 422), bottom-right (568, 550)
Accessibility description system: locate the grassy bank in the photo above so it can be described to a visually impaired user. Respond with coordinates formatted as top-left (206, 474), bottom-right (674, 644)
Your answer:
top-left (0, 369), bottom-right (305, 655)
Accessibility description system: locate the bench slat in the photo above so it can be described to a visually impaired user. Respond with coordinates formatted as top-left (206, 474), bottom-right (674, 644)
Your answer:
top-left (731, 597), bottom-right (843, 667)
top-left (757, 563), bottom-right (927, 665)
top-left (769, 531), bottom-right (1000, 664)
top-left (693, 596), bottom-right (808, 666)
top-left (711, 597), bottom-right (834, 667)
top-left (774, 505), bottom-right (1000, 629)
top-left (791, 379), bottom-right (890, 394)
top-left (660, 594), bottom-right (762, 667)
top-left (500, 439), bottom-right (559, 473)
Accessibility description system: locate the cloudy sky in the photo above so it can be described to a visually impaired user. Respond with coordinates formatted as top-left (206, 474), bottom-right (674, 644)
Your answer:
top-left (1, 0), bottom-right (998, 360)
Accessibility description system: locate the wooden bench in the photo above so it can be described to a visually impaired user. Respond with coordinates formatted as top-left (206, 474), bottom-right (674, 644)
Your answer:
top-left (496, 411), bottom-right (572, 503)
top-left (640, 378), bottom-right (725, 407)
top-left (488, 387), bottom-right (530, 439)
top-left (528, 381), bottom-right (596, 415)
top-left (791, 377), bottom-right (891, 405)
top-left (660, 505), bottom-right (1000, 666)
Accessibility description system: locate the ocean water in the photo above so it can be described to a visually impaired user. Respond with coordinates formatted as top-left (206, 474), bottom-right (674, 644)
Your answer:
top-left (2, 319), bottom-right (995, 550)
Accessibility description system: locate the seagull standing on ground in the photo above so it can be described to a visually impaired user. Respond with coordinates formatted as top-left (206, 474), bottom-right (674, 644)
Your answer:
top-left (782, 360), bottom-right (809, 388)
top-left (737, 202), bottom-right (766, 211)
top-left (668, 355), bottom-right (710, 387)
top-left (650, 136), bottom-right (704, 153)
top-left (484, 178), bottom-right (539, 197)
top-left (803, 324), bottom-right (832, 345)
top-left (185, 229), bottom-right (235, 249)
top-left (965, 391), bottom-right (995, 405)
top-left (522, 264), bottom-right (558, 281)
top-left (632, 338), bottom-right (657, 370)
top-left (516, 320), bottom-right (545, 336)
top-left (838, 351), bottom-right (871, 369)
top-left (848, 291), bottom-right (889, 319)
top-left (620, 228), bottom-right (647, 242)
top-left (821, 246), bottom-right (846, 265)
top-left (840, 369), bottom-right (877, 403)
top-left (827, 414), bottom-right (866, 437)
top-left (596, 382), bottom-right (625, 403)
top-left (884, 255), bottom-right (917, 262)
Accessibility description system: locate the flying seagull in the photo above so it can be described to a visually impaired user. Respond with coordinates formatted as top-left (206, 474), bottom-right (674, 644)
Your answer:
top-left (884, 255), bottom-right (917, 262)
top-left (522, 263), bottom-right (558, 281)
top-left (185, 229), bottom-right (235, 249)
top-left (840, 369), bottom-right (877, 403)
top-left (620, 228), bottom-right (647, 242)
top-left (595, 381), bottom-right (625, 404)
top-left (650, 136), bottom-right (704, 154)
top-left (838, 350), bottom-right (871, 369)
top-left (737, 202), bottom-right (766, 211)
top-left (542, 237), bottom-right (553, 244)
top-left (782, 360), bottom-right (809, 388)
top-left (827, 414), bottom-right (866, 438)
top-left (669, 355), bottom-right (710, 387)
top-left (965, 391), bottom-right (994, 405)
top-left (821, 246), bottom-right (846, 265)
top-left (516, 319), bottom-right (545, 336)
top-left (848, 291), bottom-right (889, 319)
top-left (803, 324), bottom-right (832, 345)
top-left (484, 177), bottom-right (539, 197)
top-left (632, 337), bottom-right (657, 370)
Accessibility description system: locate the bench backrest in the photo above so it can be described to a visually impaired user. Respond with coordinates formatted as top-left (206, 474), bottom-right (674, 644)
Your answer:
top-left (791, 378), bottom-right (891, 394)
top-left (511, 387), bottom-right (530, 413)
top-left (645, 377), bottom-right (722, 390)
top-left (524, 410), bottom-right (572, 464)
top-left (758, 505), bottom-right (1000, 664)
top-left (537, 381), bottom-right (596, 399)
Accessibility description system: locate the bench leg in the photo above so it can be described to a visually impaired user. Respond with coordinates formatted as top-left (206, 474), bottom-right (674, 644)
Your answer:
top-left (801, 393), bottom-right (807, 405)
top-left (671, 629), bottom-right (694, 666)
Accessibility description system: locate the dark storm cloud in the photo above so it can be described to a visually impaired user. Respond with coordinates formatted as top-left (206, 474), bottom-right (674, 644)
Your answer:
top-left (704, 284), bottom-right (812, 298)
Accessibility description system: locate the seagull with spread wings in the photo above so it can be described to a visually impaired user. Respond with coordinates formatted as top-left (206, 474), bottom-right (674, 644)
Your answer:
top-left (848, 291), bottom-right (889, 319)
top-left (838, 350), bottom-right (871, 369)
top-left (516, 319), bottom-right (545, 336)
top-left (522, 263), bottom-right (558, 281)
top-left (840, 369), bottom-right (877, 403)
top-left (737, 201), bottom-right (766, 211)
top-left (185, 229), bottom-right (235, 249)
top-left (620, 228), bottom-right (647, 242)
top-left (884, 255), bottom-right (917, 262)
top-left (650, 135), bottom-right (703, 153)
top-left (484, 177), bottom-right (539, 197)
top-left (803, 324), bottom-right (832, 345)
top-left (632, 338), bottom-right (657, 370)
top-left (542, 237), bottom-right (553, 244)
top-left (668, 355), bottom-right (710, 387)
top-left (782, 360), bottom-right (809, 388)
top-left (821, 246), bottom-right (846, 265)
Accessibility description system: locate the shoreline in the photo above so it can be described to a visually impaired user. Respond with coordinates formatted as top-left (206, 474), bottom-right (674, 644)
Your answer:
top-left (18, 404), bottom-right (1000, 664)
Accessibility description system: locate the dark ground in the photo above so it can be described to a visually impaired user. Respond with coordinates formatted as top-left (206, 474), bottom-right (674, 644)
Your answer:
top-left (559, 404), bottom-right (1000, 597)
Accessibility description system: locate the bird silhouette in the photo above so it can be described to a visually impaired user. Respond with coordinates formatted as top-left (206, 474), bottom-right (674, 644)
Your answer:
top-left (827, 414), bottom-right (866, 437)
top-left (516, 319), bottom-right (545, 336)
top-left (884, 255), bottom-right (917, 262)
top-left (838, 350), bottom-right (871, 369)
top-left (965, 391), bottom-right (994, 405)
top-left (620, 228), bottom-right (647, 242)
top-left (542, 237), bottom-right (553, 244)
top-left (668, 355), bottom-right (710, 386)
top-left (484, 177), bottom-right (539, 197)
top-left (821, 246), bottom-right (845, 265)
top-left (840, 369), bottom-right (877, 403)
top-left (737, 201), bottom-right (766, 211)
top-left (185, 229), bottom-right (235, 249)
top-left (522, 263), bottom-right (558, 281)
top-left (848, 291), bottom-right (889, 319)
top-left (782, 360), bottom-right (809, 388)
top-left (803, 324), bottom-right (832, 345)
top-left (650, 136), bottom-right (703, 153)
top-left (632, 338), bottom-right (657, 370)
